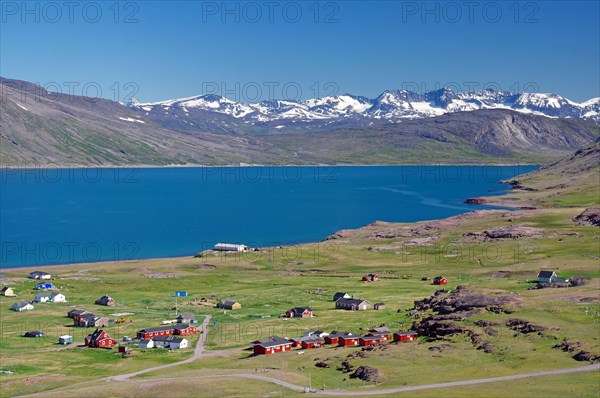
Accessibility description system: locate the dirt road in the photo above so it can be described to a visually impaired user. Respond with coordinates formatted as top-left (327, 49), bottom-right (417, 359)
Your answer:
top-left (107, 314), bottom-right (211, 382)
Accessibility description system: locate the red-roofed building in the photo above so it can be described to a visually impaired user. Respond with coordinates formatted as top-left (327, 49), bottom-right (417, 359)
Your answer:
top-left (85, 329), bottom-right (116, 348)
top-left (394, 331), bottom-right (418, 342)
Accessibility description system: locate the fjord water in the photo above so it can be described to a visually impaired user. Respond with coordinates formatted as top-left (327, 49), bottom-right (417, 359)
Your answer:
top-left (0, 166), bottom-right (536, 268)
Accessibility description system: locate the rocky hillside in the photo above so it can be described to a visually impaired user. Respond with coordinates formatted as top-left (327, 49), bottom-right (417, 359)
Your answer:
top-left (1, 77), bottom-right (599, 166)
top-left (467, 138), bottom-right (600, 207)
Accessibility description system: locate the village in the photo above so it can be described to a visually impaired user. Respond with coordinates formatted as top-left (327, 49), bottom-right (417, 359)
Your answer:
top-left (2, 260), bottom-right (574, 360)
top-left (0, 210), bottom-right (598, 398)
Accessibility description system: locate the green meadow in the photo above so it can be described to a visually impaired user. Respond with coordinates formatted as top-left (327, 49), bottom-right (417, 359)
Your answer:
top-left (0, 205), bottom-right (598, 397)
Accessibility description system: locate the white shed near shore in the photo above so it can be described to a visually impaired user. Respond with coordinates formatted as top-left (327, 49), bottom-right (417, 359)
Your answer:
top-left (214, 243), bottom-right (249, 252)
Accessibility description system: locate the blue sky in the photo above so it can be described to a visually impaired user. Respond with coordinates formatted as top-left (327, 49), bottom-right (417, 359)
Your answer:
top-left (1, 1), bottom-right (598, 102)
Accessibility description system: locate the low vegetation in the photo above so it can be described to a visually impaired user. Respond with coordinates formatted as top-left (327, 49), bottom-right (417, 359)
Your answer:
top-left (0, 145), bottom-right (598, 397)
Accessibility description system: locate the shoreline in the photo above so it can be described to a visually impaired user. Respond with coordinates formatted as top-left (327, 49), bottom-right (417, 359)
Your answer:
top-left (0, 206), bottom-right (526, 274)
top-left (1, 166), bottom-right (537, 272)
top-left (0, 163), bottom-right (541, 169)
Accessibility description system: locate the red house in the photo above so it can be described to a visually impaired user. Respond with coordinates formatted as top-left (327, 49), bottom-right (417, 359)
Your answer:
top-left (367, 327), bottom-right (392, 340)
top-left (362, 274), bottom-right (379, 282)
top-left (433, 276), bottom-right (447, 285)
top-left (301, 338), bottom-right (324, 349)
top-left (285, 306), bottom-right (313, 318)
top-left (84, 329), bottom-right (116, 348)
top-left (359, 335), bottom-right (386, 346)
top-left (173, 324), bottom-right (198, 336)
top-left (251, 336), bottom-right (292, 355)
top-left (137, 326), bottom-right (175, 339)
top-left (324, 331), bottom-right (355, 345)
top-left (338, 335), bottom-right (361, 347)
top-left (394, 331), bottom-right (418, 342)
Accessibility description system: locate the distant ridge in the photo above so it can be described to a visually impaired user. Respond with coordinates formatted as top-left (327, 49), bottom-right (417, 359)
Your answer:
top-left (1, 77), bottom-right (599, 166)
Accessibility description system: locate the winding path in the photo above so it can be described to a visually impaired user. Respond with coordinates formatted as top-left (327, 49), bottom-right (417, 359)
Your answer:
top-left (107, 314), bottom-right (211, 382)
top-left (107, 363), bottom-right (600, 395)
top-left (16, 316), bottom-right (599, 397)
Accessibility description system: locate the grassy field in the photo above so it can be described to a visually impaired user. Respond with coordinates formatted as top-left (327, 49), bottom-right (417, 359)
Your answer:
top-left (0, 204), bottom-right (598, 397)
top-left (1, 145), bottom-right (599, 396)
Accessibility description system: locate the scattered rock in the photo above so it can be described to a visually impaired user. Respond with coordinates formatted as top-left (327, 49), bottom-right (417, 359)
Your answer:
top-left (350, 366), bottom-right (380, 382)
top-left (484, 328), bottom-right (498, 336)
top-left (573, 208), bottom-right (600, 227)
top-left (484, 226), bottom-right (545, 239)
top-left (554, 340), bottom-right (583, 352)
top-left (195, 263), bottom-right (217, 270)
top-left (572, 350), bottom-right (600, 363)
top-left (337, 360), bottom-right (354, 373)
top-left (325, 231), bottom-right (351, 240)
top-left (402, 236), bottom-right (439, 246)
top-left (465, 197), bottom-right (489, 204)
top-left (477, 342), bottom-right (495, 353)
top-left (428, 344), bottom-right (453, 352)
top-left (144, 273), bottom-right (176, 278)
top-left (490, 271), bottom-right (512, 278)
top-left (474, 320), bottom-right (499, 327)
top-left (570, 276), bottom-right (591, 287)
top-left (506, 318), bottom-right (546, 334)
top-left (315, 361), bottom-right (330, 368)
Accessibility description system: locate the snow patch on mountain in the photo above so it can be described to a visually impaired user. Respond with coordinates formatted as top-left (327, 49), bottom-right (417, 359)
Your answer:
top-left (131, 89), bottom-right (600, 126)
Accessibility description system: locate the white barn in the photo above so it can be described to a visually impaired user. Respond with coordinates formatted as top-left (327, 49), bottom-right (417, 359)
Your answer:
top-left (214, 243), bottom-right (249, 252)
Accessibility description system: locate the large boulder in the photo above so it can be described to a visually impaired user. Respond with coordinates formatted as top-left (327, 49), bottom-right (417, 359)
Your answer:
top-left (573, 208), bottom-right (600, 227)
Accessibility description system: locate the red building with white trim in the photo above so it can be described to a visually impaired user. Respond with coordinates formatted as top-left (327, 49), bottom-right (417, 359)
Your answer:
top-left (252, 336), bottom-right (292, 355)
top-left (85, 329), bottom-right (116, 348)
top-left (338, 335), bottom-right (361, 347)
top-left (137, 326), bottom-right (175, 339)
top-left (394, 331), bottom-right (418, 342)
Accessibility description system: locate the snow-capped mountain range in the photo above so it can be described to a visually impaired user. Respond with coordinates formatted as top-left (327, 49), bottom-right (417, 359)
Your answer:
top-left (130, 88), bottom-right (600, 127)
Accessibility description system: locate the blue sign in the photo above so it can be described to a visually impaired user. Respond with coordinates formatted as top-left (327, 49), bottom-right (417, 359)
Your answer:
top-left (174, 291), bottom-right (188, 297)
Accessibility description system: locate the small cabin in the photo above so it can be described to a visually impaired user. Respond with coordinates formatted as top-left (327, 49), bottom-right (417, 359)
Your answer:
top-left (59, 335), bottom-right (73, 345)
top-left (85, 329), bottom-right (116, 348)
top-left (433, 276), bottom-right (447, 285)
top-left (324, 331), bottom-right (355, 345)
top-left (24, 331), bottom-right (44, 338)
top-left (374, 303), bottom-right (386, 310)
top-left (34, 283), bottom-right (55, 290)
top-left (338, 335), bottom-right (361, 347)
top-left (394, 331), bottom-right (418, 342)
top-left (138, 339), bottom-right (154, 349)
top-left (362, 274), bottom-right (379, 282)
top-left (28, 271), bottom-right (51, 280)
top-left (12, 301), bottom-right (34, 312)
top-left (285, 306), bottom-right (313, 318)
top-left (537, 270), bottom-right (568, 284)
top-left (95, 295), bottom-right (116, 306)
top-left (1, 286), bottom-right (16, 297)
top-left (251, 336), bottom-right (292, 355)
top-left (214, 243), bottom-right (249, 252)
top-left (216, 299), bottom-right (241, 310)
top-left (335, 298), bottom-right (371, 311)
top-left (333, 292), bottom-right (351, 301)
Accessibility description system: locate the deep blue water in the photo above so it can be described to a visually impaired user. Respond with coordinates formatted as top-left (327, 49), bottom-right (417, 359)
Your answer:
top-left (0, 165), bottom-right (536, 268)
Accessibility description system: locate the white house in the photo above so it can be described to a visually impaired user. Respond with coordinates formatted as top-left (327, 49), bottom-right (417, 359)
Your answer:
top-left (214, 243), bottom-right (249, 252)
top-left (49, 292), bottom-right (66, 302)
top-left (12, 301), bottom-right (34, 311)
top-left (138, 339), bottom-right (154, 349)
top-left (169, 337), bottom-right (189, 349)
top-left (28, 271), bottom-right (51, 280)
top-left (537, 270), bottom-right (568, 284)
top-left (35, 291), bottom-right (66, 303)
